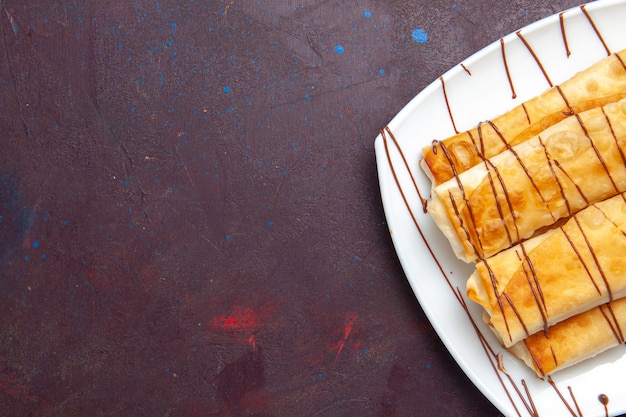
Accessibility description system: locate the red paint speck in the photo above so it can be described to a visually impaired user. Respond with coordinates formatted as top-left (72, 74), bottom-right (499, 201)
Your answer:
top-left (333, 312), bottom-right (358, 362)
top-left (211, 305), bottom-right (259, 331)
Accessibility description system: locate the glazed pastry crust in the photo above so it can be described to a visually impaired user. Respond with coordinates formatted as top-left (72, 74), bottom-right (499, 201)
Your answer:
top-left (421, 50), bottom-right (626, 186)
top-left (429, 98), bottom-right (626, 263)
top-left (508, 298), bottom-right (626, 378)
top-left (467, 192), bottom-right (626, 348)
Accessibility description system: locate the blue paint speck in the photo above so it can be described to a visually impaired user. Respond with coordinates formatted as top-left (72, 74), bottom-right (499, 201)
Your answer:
top-left (32, 241), bottom-right (39, 248)
top-left (268, 221), bottom-right (273, 227)
top-left (379, 68), bottom-right (385, 74)
top-left (364, 10), bottom-right (371, 18)
top-left (223, 86), bottom-right (231, 93)
top-left (225, 234), bottom-right (231, 241)
top-left (334, 45), bottom-right (344, 55)
top-left (411, 28), bottom-right (429, 43)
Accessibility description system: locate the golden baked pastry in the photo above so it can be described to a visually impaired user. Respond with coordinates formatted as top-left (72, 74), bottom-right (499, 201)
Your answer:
top-left (508, 298), bottom-right (626, 378)
top-left (421, 50), bottom-right (626, 186)
top-left (428, 98), bottom-right (626, 263)
top-left (467, 192), bottom-right (626, 348)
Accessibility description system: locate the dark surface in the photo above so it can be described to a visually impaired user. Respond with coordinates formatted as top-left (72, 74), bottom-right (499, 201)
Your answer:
top-left (0, 1), bottom-right (591, 416)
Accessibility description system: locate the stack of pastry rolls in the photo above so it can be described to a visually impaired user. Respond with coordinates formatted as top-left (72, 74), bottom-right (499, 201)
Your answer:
top-left (422, 49), bottom-right (626, 378)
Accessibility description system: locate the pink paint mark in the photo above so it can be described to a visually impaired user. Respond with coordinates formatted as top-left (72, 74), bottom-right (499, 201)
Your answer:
top-left (334, 312), bottom-right (358, 362)
top-left (211, 305), bottom-right (259, 331)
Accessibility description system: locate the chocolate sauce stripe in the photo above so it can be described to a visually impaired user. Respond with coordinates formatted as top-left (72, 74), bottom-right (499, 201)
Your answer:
top-left (439, 140), bottom-right (485, 259)
top-left (521, 102), bottom-right (532, 125)
top-left (515, 31), bottom-right (553, 87)
top-left (467, 129), bottom-right (486, 164)
top-left (538, 135), bottom-right (573, 216)
top-left (574, 113), bottom-right (620, 193)
top-left (561, 225), bottom-right (602, 296)
top-left (440, 76), bottom-right (459, 135)
top-left (555, 85), bottom-right (574, 116)
top-left (599, 303), bottom-right (625, 345)
top-left (475, 123), bottom-right (487, 164)
top-left (549, 345), bottom-right (558, 374)
top-left (559, 12), bottom-right (571, 57)
top-left (581, 4), bottom-right (611, 56)
top-left (616, 52), bottom-right (626, 72)
top-left (553, 159), bottom-right (590, 205)
top-left (457, 286), bottom-right (535, 417)
top-left (573, 213), bottom-right (614, 301)
top-left (523, 338), bottom-right (547, 379)
top-left (601, 106), bottom-right (626, 175)
top-left (448, 189), bottom-right (482, 261)
top-left (547, 376), bottom-right (583, 417)
top-left (500, 38), bottom-right (517, 99)
top-left (519, 242), bottom-right (549, 336)
top-left (381, 126), bottom-right (457, 297)
top-left (483, 160), bottom-right (516, 248)
top-left (382, 126), bottom-right (428, 210)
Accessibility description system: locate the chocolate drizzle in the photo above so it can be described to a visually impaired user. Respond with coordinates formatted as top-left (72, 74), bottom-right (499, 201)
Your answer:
top-left (581, 4), bottom-right (611, 56)
top-left (560, 225), bottom-right (601, 295)
top-left (440, 76), bottom-right (459, 134)
top-left (599, 303), bottom-right (625, 344)
top-left (519, 242), bottom-right (549, 337)
top-left (500, 38), bottom-right (517, 99)
top-left (538, 135), bottom-right (573, 216)
top-left (575, 113), bottom-right (620, 193)
top-left (546, 376), bottom-right (583, 417)
top-left (602, 105), bottom-right (626, 178)
top-left (559, 12), bottom-right (571, 57)
top-left (381, 126), bottom-right (428, 212)
top-left (599, 393), bottom-right (610, 417)
top-left (555, 85), bottom-right (574, 116)
top-left (573, 214), bottom-right (614, 302)
top-left (516, 31), bottom-right (553, 87)
top-left (380, 3), bottom-right (623, 416)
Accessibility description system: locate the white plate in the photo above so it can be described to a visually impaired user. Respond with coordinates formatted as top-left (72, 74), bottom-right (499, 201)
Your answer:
top-left (375, 1), bottom-right (626, 416)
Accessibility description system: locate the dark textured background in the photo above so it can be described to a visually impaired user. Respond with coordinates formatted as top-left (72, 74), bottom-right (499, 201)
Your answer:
top-left (0, 1), bottom-right (594, 416)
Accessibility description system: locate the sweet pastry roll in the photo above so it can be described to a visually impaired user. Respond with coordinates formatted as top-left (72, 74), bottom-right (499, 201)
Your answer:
top-left (467, 192), bottom-right (626, 348)
top-left (508, 297), bottom-right (626, 378)
top-left (421, 49), bottom-right (626, 186)
top-left (428, 98), bottom-right (626, 262)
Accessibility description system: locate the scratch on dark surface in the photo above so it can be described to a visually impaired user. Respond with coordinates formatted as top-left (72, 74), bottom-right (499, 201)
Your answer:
top-left (306, 30), bottom-right (324, 63)
top-left (269, 75), bottom-right (384, 110)
top-left (3, 5), bottom-right (18, 35)
top-left (358, 235), bottom-right (386, 262)
top-left (1, 6), bottom-right (30, 141)
top-left (224, 0), bottom-right (235, 15)
top-left (309, 397), bottom-right (369, 417)
top-left (176, 144), bottom-right (196, 191)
